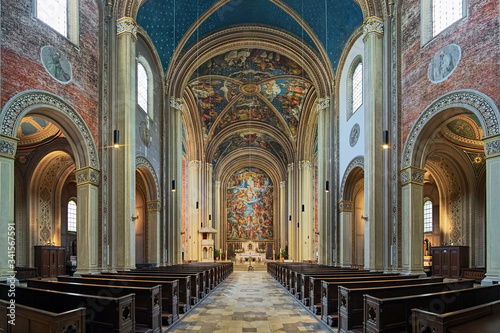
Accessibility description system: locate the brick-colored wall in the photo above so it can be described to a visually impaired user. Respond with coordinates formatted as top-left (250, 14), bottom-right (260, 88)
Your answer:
top-left (401, 0), bottom-right (499, 143)
top-left (1, 0), bottom-right (101, 143)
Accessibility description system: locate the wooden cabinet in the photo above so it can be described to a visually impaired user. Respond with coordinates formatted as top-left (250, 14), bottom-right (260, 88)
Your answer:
top-left (431, 246), bottom-right (469, 278)
top-left (34, 246), bottom-right (66, 278)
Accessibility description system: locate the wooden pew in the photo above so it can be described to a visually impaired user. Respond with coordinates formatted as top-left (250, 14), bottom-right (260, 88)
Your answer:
top-left (321, 277), bottom-right (445, 325)
top-left (364, 284), bottom-right (500, 333)
top-left (27, 279), bottom-right (162, 333)
top-left (92, 273), bottom-right (191, 314)
top-left (412, 299), bottom-right (500, 333)
top-left (0, 299), bottom-right (85, 333)
top-left (133, 269), bottom-right (206, 299)
top-left (0, 284), bottom-right (134, 333)
top-left (58, 275), bottom-right (179, 325)
top-left (338, 279), bottom-right (474, 333)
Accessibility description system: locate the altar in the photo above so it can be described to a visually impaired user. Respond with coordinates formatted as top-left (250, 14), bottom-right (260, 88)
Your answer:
top-left (234, 241), bottom-right (265, 263)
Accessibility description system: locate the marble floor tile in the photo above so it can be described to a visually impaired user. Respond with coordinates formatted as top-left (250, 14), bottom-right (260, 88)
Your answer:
top-left (165, 271), bottom-right (334, 333)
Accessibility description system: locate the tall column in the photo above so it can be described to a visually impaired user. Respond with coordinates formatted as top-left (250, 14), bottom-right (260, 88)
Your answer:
top-left (214, 181), bottom-right (221, 253)
top-left (168, 98), bottom-right (183, 264)
top-left (206, 163), bottom-right (214, 238)
top-left (147, 200), bottom-right (161, 264)
top-left (186, 160), bottom-right (202, 261)
top-left (482, 135), bottom-right (500, 284)
top-left (339, 200), bottom-right (354, 267)
top-left (74, 167), bottom-right (100, 275)
top-left (400, 166), bottom-right (426, 276)
top-left (299, 160), bottom-right (313, 261)
top-left (280, 181), bottom-right (286, 252)
top-left (317, 98), bottom-right (331, 265)
top-left (287, 163), bottom-right (296, 260)
top-left (113, 17), bottom-right (137, 271)
top-left (0, 136), bottom-right (17, 281)
top-left (363, 17), bottom-right (385, 271)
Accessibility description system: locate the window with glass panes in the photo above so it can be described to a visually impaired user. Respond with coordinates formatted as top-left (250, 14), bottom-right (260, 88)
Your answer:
top-left (137, 62), bottom-right (148, 113)
top-left (424, 200), bottom-right (433, 233)
top-left (433, 0), bottom-right (464, 36)
top-left (68, 200), bottom-right (77, 232)
top-left (36, 0), bottom-right (67, 37)
top-left (352, 62), bottom-right (363, 112)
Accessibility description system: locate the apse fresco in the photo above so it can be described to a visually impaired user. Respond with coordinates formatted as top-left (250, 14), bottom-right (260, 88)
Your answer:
top-left (226, 167), bottom-right (273, 241)
top-left (213, 95), bottom-right (287, 135)
top-left (188, 78), bottom-right (240, 133)
top-left (212, 132), bottom-right (287, 167)
top-left (193, 49), bottom-right (310, 80)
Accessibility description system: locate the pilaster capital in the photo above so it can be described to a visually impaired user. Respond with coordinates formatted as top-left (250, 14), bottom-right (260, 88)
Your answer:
top-left (206, 162), bottom-right (213, 171)
top-left (483, 134), bottom-right (500, 158)
top-left (287, 163), bottom-right (294, 172)
top-left (400, 166), bottom-right (425, 186)
top-left (316, 98), bottom-right (330, 113)
top-left (76, 166), bottom-right (100, 186)
top-left (280, 181), bottom-right (286, 188)
top-left (339, 201), bottom-right (354, 212)
top-left (170, 97), bottom-right (184, 112)
top-left (116, 17), bottom-right (137, 40)
top-left (215, 180), bottom-right (221, 187)
top-left (298, 160), bottom-right (312, 169)
top-left (188, 160), bottom-right (202, 169)
top-left (147, 200), bottom-right (162, 211)
top-left (363, 16), bottom-right (384, 39)
top-left (0, 135), bottom-right (18, 158)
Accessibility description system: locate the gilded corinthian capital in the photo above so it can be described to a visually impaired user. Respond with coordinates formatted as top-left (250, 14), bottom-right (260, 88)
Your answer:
top-left (116, 17), bottom-right (137, 39)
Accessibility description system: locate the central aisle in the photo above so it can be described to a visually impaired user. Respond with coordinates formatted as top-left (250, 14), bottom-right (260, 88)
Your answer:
top-left (166, 271), bottom-right (333, 333)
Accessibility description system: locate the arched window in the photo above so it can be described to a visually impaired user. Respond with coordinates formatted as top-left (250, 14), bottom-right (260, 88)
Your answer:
top-left (67, 200), bottom-right (77, 232)
top-left (421, 0), bottom-right (466, 44)
top-left (35, 0), bottom-right (79, 44)
top-left (423, 200), bottom-right (433, 233)
top-left (347, 57), bottom-right (363, 120)
top-left (137, 62), bottom-right (149, 113)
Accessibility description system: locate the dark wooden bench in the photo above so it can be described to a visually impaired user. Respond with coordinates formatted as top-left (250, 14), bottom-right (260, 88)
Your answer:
top-left (93, 273), bottom-right (191, 314)
top-left (58, 275), bottom-right (179, 326)
top-left (321, 277), bottom-right (445, 325)
top-left (27, 279), bottom-right (161, 333)
top-left (412, 299), bottom-right (500, 333)
top-left (364, 284), bottom-right (500, 333)
top-left (0, 299), bottom-right (85, 333)
top-left (462, 267), bottom-right (486, 283)
top-left (0, 284), bottom-right (135, 333)
top-left (134, 269), bottom-right (207, 299)
top-left (338, 279), bottom-right (474, 333)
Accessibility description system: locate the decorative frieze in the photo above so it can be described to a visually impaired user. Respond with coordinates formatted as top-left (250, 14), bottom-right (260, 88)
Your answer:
top-left (298, 160), bottom-right (312, 169)
top-left (0, 136), bottom-right (17, 158)
top-left (316, 98), bottom-right (330, 113)
top-left (400, 166), bottom-right (425, 185)
top-left (188, 160), bottom-right (202, 169)
top-left (339, 201), bottom-right (354, 213)
top-left (147, 200), bottom-right (161, 212)
top-left (116, 17), bottom-right (137, 39)
top-left (76, 167), bottom-right (100, 186)
top-left (363, 16), bottom-right (384, 38)
top-left (484, 137), bottom-right (500, 157)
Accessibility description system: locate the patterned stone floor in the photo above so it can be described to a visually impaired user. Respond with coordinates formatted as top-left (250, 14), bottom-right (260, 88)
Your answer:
top-left (165, 271), bottom-right (334, 333)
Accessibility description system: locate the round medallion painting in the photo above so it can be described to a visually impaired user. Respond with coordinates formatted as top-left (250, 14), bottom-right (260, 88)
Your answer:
top-left (427, 44), bottom-right (461, 84)
top-left (41, 45), bottom-right (72, 84)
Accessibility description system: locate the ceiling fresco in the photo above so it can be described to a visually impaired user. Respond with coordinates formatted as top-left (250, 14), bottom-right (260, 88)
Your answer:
top-left (136, 0), bottom-right (363, 72)
top-left (17, 116), bottom-right (63, 148)
top-left (188, 48), bottom-right (311, 145)
top-left (440, 116), bottom-right (484, 148)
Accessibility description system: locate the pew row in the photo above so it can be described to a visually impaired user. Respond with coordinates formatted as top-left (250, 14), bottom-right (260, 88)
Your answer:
top-left (364, 284), bottom-right (500, 333)
top-left (0, 284), bottom-right (135, 333)
top-left (27, 279), bottom-right (161, 333)
top-left (0, 299), bottom-right (85, 333)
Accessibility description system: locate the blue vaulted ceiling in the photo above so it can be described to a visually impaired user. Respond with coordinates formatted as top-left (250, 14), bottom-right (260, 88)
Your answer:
top-left (136, 0), bottom-right (363, 73)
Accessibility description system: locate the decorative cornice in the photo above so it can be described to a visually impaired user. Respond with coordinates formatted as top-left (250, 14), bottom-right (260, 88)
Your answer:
top-left (484, 136), bottom-right (500, 157)
top-left (316, 98), bottom-right (330, 113)
top-left (147, 200), bottom-right (161, 211)
top-left (188, 160), bottom-right (202, 169)
top-left (339, 201), bottom-right (354, 213)
top-left (298, 160), bottom-right (312, 169)
top-left (0, 135), bottom-right (17, 158)
top-left (116, 17), bottom-right (137, 40)
top-left (0, 91), bottom-right (99, 169)
top-left (75, 167), bottom-right (100, 186)
top-left (400, 166), bottom-right (425, 185)
top-left (402, 91), bottom-right (500, 168)
top-left (169, 97), bottom-right (184, 111)
top-left (363, 16), bottom-right (384, 38)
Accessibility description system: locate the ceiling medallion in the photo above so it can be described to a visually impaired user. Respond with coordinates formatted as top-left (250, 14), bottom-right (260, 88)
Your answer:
top-left (239, 83), bottom-right (260, 95)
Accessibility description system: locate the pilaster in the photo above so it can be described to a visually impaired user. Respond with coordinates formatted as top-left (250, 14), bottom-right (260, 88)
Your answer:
top-left (280, 181), bottom-right (286, 252)
top-left (147, 200), bottom-right (161, 264)
top-left (339, 200), bottom-right (354, 267)
top-left (287, 163), bottom-right (296, 260)
top-left (187, 160), bottom-right (202, 261)
top-left (299, 160), bottom-right (313, 261)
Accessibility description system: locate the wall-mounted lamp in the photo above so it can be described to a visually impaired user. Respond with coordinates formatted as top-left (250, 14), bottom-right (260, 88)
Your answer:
top-left (208, 214), bottom-right (212, 220)
top-left (196, 201), bottom-right (199, 209)
top-left (113, 129), bottom-right (120, 148)
top-left (325, 180), bottom-right (329, 192)
top-left (289, 215), bottom-right (292, 221)
top-left (131, 211), bottom-right (139, 221)
top-left (171, 180), bottom-right (176, 192)
top-left (382, 130), bottom-right (389, 149)
top-left (361, 212), bottom-right (369, 221)
top-left (302, 204), bottom-right (305, 212)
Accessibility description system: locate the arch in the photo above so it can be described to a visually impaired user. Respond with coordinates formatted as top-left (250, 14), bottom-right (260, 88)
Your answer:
top-left (340, 156), bottom-right (365, 201)
top-left (136, 156), bottom-right (160, 200)
top-left (402, 90), bottom-right (500, 169)
top-left (1, 90), bottom-right (100, 170)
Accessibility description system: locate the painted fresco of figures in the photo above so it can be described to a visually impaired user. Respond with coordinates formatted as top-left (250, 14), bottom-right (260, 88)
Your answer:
top-left (227, 167), bottom-right (273, 241)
